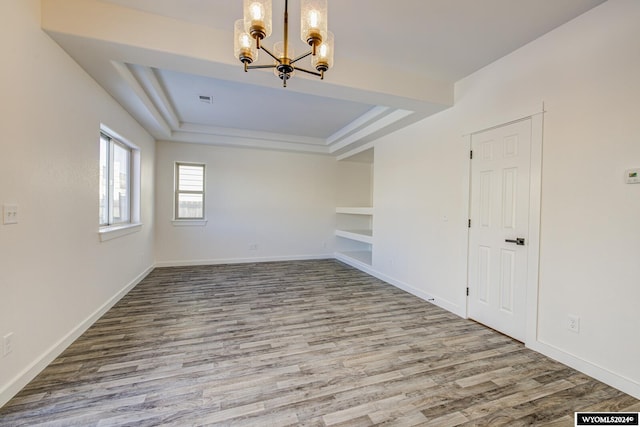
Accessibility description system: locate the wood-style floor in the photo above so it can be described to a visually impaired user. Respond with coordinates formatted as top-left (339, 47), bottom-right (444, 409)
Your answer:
top-left (1, 260), bottom-right (637, 426)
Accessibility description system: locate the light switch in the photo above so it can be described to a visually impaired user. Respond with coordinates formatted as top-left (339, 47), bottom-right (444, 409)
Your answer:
top-left (625, 169), bottom-right (640, 184)
top-left (3, 204), bottom-right (18, 225)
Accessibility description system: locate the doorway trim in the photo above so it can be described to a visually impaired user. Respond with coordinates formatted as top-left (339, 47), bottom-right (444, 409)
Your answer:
top-left (464, 111), bottom-right (544, 347)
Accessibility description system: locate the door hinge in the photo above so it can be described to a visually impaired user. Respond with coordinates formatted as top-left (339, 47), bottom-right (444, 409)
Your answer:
top-left (466, 287), bottom-right (470, 296)
top-left (468, 219), bottom-right (471, 228)
top-left (470, 150), bottom-right (473, 159)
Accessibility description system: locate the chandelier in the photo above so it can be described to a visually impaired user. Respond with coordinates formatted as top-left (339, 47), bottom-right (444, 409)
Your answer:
top-left (234, 0), bottom-right (334, 87)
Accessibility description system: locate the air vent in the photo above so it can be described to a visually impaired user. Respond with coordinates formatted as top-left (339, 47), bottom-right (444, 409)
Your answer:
top-left (198, 95), bottom-right (212, 104)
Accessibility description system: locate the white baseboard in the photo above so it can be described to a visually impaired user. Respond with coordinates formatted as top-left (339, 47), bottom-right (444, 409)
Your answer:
top-left (155, 254), bottom-right (333, 268)
top-left (528, 339), bottom-right (640, 399)
top-left (0, 264), bottom-right (155, 408)
top-left (333, 252), bottom-right (376, 275)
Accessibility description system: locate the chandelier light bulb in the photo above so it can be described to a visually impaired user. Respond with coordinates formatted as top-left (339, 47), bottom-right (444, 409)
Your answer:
top-left (241, 34), bottom-right (251, 49)
top-left (301, 0), bottom-right (327, 55)
top-left (234, 19), bottom-right (257, 68)
top-left (249, 2), bottom-right (264, 20)
top-left (313, 31), bottom-right (334, 78)
top-left (309, 10), bottom-right (319, 29)
top-left (243, 0), bottom-right (272, 48)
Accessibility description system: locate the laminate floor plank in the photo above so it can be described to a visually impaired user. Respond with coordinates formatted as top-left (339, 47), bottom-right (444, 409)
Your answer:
top-left (1, 260), bottom-right (637, 426)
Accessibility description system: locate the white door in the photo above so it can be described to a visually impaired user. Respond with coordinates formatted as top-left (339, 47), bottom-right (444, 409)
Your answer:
top-left (468, 119), bottom-right (532, 342)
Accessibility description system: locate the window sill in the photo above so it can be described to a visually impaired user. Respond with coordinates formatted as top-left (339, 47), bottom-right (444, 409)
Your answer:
top-left (99, 223), bottom-right (142, 242)
top-left (172, 219), bottom-right (208, 227)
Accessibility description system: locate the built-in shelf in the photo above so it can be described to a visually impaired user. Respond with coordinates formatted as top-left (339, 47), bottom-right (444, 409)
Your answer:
top-left (335, 207), bottom-right (373, 215)
top-left (335, 147), bottom-right (374, 270)
top-left (335, 229), bottom-right (373, 244)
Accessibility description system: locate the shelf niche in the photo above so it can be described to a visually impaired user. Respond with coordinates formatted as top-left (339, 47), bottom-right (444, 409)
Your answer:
top-left (335, 147), bottom-right (374, 268)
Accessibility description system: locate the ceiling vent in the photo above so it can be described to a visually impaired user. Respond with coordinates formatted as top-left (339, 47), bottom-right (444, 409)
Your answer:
top-left (198, 95), bottom-right (213, 104)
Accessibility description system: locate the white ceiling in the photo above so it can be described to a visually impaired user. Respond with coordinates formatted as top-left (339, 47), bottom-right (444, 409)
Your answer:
top-left (152, 68), bottom-right (375, 139)
top-left (42, 0), bottom-right (606, 156)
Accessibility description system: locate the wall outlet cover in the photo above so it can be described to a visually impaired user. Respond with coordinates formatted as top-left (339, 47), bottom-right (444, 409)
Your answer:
top-left (3, 204), bottom-right (18, 225)
top-left (567, 315), bottom-right (580, 333)
top-left (3, 333), bottom-right (14, 356)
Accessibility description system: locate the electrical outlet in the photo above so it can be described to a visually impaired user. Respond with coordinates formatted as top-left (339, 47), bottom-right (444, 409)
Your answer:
top-left (3, 333), bottom-right (14, 356)
top-left (567, 315), bottom-right (580, 333)
top-left (3, 204), bottom-right (18, 225)
top-left (248, 243), bottom-right (258, 251)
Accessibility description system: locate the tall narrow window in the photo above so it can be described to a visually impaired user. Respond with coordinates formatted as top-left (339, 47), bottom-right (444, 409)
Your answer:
top-left (99, 132), bottom-right (132, 226)
top-left (175, 163), bottom-right (205, 220)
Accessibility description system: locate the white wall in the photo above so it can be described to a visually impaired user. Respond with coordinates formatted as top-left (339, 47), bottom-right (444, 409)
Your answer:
top-left (373, 108), bottom-right (470, 315)
top-left (0, 1), bottom-right (155, 406)
top-left (336, 159), bottom-right (373, 207)
top-left (371, 0), bottom-right (640, 397)
top-left (155, 141), bottom-right (336, 265)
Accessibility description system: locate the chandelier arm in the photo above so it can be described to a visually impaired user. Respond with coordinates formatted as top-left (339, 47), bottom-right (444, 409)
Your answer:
top-left (259, 45), bottom-right (282, 63)
top-left (291, 51), bottom-right (313, 64)
top-left (293, 66), bottom-right (322, 77)
top-left (247, 64), bottom-right (278, 70)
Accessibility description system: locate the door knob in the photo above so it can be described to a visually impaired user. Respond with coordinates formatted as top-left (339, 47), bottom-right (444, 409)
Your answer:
top-left (505, 237), bottom-right (525, 246)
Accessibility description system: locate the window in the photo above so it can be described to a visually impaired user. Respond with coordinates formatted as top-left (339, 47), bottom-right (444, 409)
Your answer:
top-left (99, 129), bottom-right (141, 240)
top-left (175, 163), bottom-right (205, 220)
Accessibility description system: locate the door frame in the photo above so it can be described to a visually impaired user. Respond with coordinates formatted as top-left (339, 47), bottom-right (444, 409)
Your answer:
top-left (465, 112), bottom-right (544, 346)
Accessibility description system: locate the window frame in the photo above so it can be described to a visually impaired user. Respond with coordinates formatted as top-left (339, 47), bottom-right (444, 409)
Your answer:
top-left (174, 162), bottom-right (206, 221)
top-left (98, 126), bottom-right (142, 241)
top-left (100, 132), bottom-right (132, 226)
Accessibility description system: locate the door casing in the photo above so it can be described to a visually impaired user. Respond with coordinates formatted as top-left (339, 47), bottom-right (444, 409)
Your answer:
top-left (465, 112), bottom-right (543, 346)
